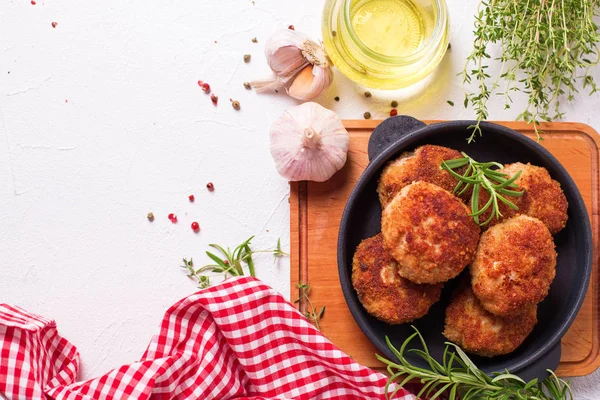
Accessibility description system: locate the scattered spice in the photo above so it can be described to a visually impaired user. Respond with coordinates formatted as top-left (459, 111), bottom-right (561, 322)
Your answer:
top-left (147, 212), bottom-right (155, 222)
top-left (191, 222), bottom-right (200, 232)
top-left (447, 43), bottom-right (452, 50)
top-left (332, 30), bottom-right (337, 37)
top-left (334, 96), bottom-right (340, 102)
top-left (168, 213), bottom-right (178, 223)
top-left (447, 100), bottom-right (455, 106)
top-left (231, 99), bottom-right (241, 110)
top-left (210, 94), bottom-right (218, 105)
top-left (206, 182), bottom-right (214, 191)
top-left (31, 1), bottom-right (36, 4)
top-left (51, 22), bottom-right (58, 28)
top-left (251, 37), bottom-right (258, 43)
top-left (188, 194), bottom-right (195, 202)
top-left (197, 80), bottom-right (210, 92)
top-left (288, 25), bottom-right (295, 30)
top-left (243, 82), bottom-right (251, 90)
top-left (364, 91), bottom-right (372, 98)
top-left (243, 54), bottom-right (251, 63)
top-left (363, 111), bottom-right (371, 119)
top-left (391, 100), bottom-right (398, 108)
top-left (390, 109), bottom-right (398, 117)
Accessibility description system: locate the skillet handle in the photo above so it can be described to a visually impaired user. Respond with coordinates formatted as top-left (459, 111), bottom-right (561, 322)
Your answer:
top-left (367, 115), bottom-right (427, 162)
top-left (512, 343), bottom-right (562, 382)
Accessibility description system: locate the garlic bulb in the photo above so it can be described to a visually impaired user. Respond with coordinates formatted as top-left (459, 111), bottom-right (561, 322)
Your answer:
top-left (270, 102), bottom-right (349, 182)
top-left (252, 29), bottom-right (333, 101)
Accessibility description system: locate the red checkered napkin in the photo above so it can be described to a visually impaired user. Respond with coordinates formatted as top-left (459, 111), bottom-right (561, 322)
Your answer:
top-left (0, 277), bottom-right (414, 399)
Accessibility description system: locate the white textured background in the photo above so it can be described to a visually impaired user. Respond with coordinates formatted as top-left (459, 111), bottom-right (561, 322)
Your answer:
top-left (1, 0), bottom-right (599, 395)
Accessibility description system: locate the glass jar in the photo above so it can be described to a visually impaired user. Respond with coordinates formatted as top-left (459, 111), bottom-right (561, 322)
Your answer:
top-left (322, 0), bottom-right (450, 89)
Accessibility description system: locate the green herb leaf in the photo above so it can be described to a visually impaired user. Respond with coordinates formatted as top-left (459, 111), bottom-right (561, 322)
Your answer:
top-left (462, 0), bottom-right (599, 142)
top-left (379, 327), bottom-right (573, 400)
top-left (295, 281), bottom-right (325, 330)
top-left (180, 236), bottom-right (288, 289)
top-left (441, 153), bottom-right (523, 226)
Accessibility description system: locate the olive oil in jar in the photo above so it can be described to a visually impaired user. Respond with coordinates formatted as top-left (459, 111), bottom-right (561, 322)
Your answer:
top-left (322, 0), bottom-right (449, 89)
top-left (349, 0), bottom-right (427, 57)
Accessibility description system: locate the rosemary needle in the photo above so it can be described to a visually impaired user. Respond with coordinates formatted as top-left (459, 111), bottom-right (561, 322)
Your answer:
top-left (441, 153), bottom-right (523, 226)
top-left (180, 236), bottom-right (288, 289)
top-left (377, 327), bottom-right (573, 400)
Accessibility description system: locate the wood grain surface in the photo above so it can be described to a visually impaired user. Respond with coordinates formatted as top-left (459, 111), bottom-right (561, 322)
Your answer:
top-left (290, 120), bottom-right (600, 377)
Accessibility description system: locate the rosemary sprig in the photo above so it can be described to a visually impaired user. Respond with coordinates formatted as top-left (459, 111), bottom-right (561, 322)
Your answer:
top-left (441, 153), bottom-right (523, 226)
top-left (377, 327), bottom-right (572, 400)
top-left (181, 236), bottom-right (289, 289)
top-left (294, 282), bottom-right (325, 331)
top-left (462, 0), bottom-right (600, 142)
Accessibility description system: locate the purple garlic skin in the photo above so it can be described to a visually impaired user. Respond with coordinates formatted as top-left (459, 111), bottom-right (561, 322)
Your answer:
top-left (270, 102), bottom-right (349, 182)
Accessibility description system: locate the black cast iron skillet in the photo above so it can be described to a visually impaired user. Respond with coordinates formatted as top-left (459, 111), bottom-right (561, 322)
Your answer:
top-left (337, 116), bottom-right (592, 381)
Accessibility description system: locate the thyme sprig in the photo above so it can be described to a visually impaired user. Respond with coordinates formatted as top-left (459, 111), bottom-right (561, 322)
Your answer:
top-left (462, 0), bottom-right (600, 142)
top-left (294, 282), bottom-right (326, 330)
top-left (377, 327), bottom-right (572, 400)
top-left (181, 236), bottom-right (289, 289)
top-left (441, 153), bottom-right (523, 226)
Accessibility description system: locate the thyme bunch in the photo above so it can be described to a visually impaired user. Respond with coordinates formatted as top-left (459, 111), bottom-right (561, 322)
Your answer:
top-left (463, 0), bottom-right (600, 142)
top-left (181, 236), bottom-right (288, 289)
top-left (377, 327), bottom-right (572, 400)
top-left (441, 153), bottom-right (523, 226)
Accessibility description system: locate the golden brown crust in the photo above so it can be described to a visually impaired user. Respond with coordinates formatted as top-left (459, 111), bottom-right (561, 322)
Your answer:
top-left (443, 282), bottom-right (537, 357)
top-left (377, 145), bottom-right (469, 208)
top-left (381, 181), bottom-right (481, 284)
top-left (502, 163), bottom-right (568, 234)
top-left (351, 234), bottom-right (443, 324)
top-left (470, 215), bottom-right (557, 317)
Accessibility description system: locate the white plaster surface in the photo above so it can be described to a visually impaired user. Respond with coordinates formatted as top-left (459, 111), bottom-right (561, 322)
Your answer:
top-left (1, 0), bottom-right (599, 395)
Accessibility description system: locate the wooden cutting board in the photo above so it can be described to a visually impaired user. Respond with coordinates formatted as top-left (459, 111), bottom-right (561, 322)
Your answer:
top-left (290, 120), bottom-right (600, 377)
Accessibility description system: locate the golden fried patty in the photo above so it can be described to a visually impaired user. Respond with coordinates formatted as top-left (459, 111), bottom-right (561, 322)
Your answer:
top-left (470, 215), bottom-right (557, 317)
top-left (381, 181), bottom-right (480, 284)
top-left (502, 162), bottom-right (568, 234)
top-left (377, 145), bottom-right (467, 208)
top-left (443, 283), bottom-right (537, 357)
top-left (352, 234), bottom-right (443, 324)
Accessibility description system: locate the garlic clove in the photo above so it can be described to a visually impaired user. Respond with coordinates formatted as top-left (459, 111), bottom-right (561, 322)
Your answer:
top-left (270, 46), bottom-right (309, 78)
top-left (265, 29), bottom-right (311, 74)
top-left (288, 64), bottom-right (333, 101)
top-left (270, 102), bottom-right (349, 182)
top-left (252, 29), bottom-right (333, 99)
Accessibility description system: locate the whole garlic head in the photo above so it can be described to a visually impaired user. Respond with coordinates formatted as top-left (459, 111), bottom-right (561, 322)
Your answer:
top-left (270, 102), bottom-right (349, 182)
top-left (252, 29), bottom-right (333, 101)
